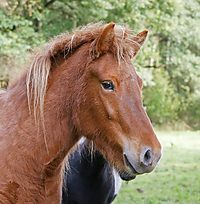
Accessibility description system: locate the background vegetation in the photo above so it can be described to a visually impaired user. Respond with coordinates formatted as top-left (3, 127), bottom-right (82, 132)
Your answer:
top-left (0, 0), bottom-right (200, 129)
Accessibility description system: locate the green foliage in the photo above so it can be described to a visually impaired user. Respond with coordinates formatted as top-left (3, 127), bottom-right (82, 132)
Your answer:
top-left (143, 68), bottom-right (180, 125)
top-left (0, 0), bottom-right (200, 128)
top-left (0, 10), bottom-right (41, 56)
top-left (178, 96), bottom-right (200, 130)
top-left (0, 1), bottom-right (45, 79)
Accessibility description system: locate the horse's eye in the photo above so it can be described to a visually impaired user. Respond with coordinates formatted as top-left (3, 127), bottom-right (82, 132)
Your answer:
top-left (101, 81), bottom-right (114, 91)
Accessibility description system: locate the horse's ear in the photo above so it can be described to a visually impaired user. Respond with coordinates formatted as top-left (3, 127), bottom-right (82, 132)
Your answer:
top-left (132, 30), bottom-right (148, 58)
top-left (93, 23), bottom-right (115, 58)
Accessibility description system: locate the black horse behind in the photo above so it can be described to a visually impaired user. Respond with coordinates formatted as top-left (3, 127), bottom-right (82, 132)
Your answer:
top-left (62, 138), bottom-right (136, 204)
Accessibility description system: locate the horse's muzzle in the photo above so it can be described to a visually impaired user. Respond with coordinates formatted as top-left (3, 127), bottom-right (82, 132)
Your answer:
top-left (123, 146), bottom-right (162, 175)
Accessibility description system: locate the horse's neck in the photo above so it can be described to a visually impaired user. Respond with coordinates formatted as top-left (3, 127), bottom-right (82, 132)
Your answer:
top-left (0, 47), bottom-right (91, 202)
top-left (0, 75), bottom-right (79, 200)
top-left (0, 47), bottom-right (87, 157)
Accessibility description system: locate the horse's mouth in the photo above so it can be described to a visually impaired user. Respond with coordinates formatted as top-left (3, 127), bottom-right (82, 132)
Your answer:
top-left (124, 154), bottom-right (139, 175)
top-left (119, 170), bottom-right (136, 181)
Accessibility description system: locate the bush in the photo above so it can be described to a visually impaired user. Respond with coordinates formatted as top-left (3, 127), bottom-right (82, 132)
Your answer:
top-left (142, 68), bottom-right (180, 125)
top-left (178, 96), bottom-right (200, 130)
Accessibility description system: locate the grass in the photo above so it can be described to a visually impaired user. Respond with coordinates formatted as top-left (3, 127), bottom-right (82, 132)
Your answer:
top-left (113, 130), bottom-right (200, 204)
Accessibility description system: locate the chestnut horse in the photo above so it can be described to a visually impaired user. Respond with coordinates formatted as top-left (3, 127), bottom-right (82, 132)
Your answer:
top-left (0, 22), bottom-right (161, 203)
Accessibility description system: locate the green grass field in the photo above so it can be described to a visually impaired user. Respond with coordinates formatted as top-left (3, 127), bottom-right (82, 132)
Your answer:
top-left (113, 131), bottom-right (200, 204)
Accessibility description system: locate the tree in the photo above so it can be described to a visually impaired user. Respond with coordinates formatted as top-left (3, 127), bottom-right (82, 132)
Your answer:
top-left (1, 0), bottom-right (200, 129)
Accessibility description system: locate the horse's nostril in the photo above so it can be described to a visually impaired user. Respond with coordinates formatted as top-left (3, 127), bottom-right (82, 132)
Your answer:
top-left (140, 147), bottom-right (152, 166)
top-left (144, 150), bottom-right (151, 163)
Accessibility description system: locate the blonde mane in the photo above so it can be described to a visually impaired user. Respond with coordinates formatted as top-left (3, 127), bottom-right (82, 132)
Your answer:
top-left (26, 22), bottom-right (141, 126)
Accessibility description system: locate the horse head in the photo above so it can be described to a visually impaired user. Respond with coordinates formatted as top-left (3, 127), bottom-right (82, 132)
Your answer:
top-left (72, 23), bottom-right (162, 175)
